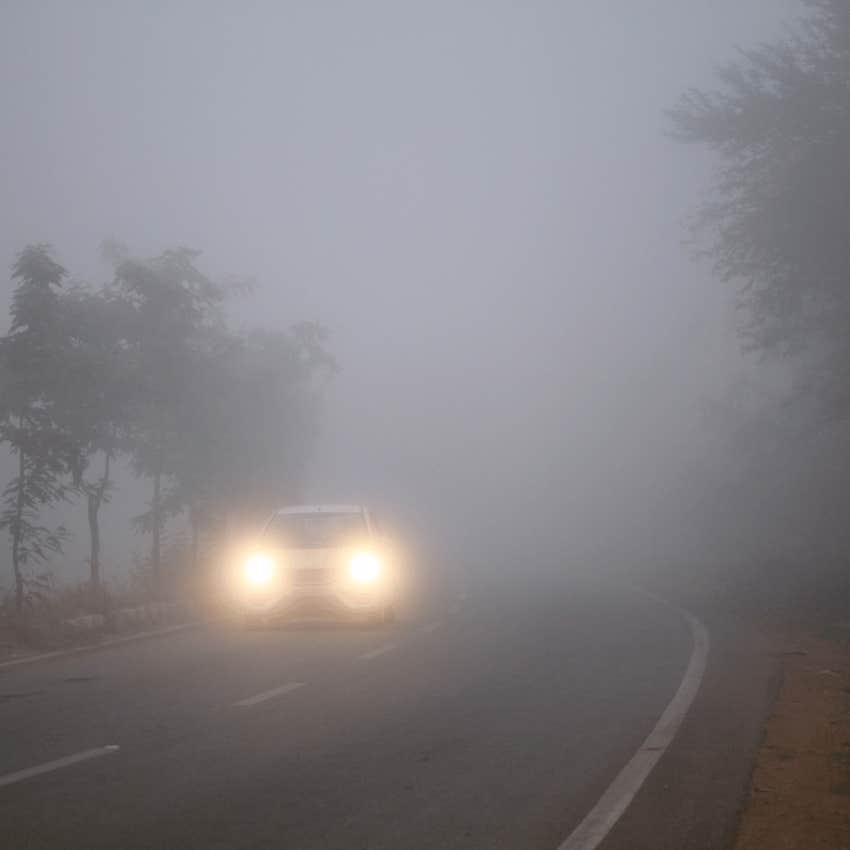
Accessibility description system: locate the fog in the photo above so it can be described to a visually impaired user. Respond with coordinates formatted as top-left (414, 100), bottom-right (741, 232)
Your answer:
top-left (0, 1), bottom-right (798, 584)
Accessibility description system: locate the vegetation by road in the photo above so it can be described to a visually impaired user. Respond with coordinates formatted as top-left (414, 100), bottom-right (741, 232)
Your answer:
top-left (669, 0), bottom-right (850, 615)
top-left (0, 242), bottom-right (334, 633)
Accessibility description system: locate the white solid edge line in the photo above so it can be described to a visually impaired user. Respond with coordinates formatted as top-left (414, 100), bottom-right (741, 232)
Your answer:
top-left (557, 601), bottom-right (710, 850)
top-left (0, 745), bottom-right (120, 789)
top-left (0, 620), bottom-right (222, 671)
top-left (234, 681), bottom-right (305, 707)
top-left (359, 643), bottom-right (397, 660)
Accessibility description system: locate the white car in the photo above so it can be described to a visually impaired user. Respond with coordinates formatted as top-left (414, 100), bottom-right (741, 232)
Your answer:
top-left (238, 504), bottom-right (396, 625)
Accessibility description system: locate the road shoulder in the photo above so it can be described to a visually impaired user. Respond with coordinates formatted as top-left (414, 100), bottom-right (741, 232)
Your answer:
top-left (733, 633), bottom-right (850, 849)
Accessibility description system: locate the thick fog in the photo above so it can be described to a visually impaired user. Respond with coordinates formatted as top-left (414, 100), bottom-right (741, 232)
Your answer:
top-left (0, 1), bottom-right (798, 583)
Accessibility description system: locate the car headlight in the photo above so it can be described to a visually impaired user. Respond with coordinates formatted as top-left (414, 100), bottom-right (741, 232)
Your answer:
top-left (349, 552), bottom-right (380, 584)
top-left (244, 553), bottom-right (275, 586)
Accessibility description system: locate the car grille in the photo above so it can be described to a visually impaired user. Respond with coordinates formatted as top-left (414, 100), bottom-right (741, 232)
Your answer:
top-left (293, 568), bottom-right (329, 587)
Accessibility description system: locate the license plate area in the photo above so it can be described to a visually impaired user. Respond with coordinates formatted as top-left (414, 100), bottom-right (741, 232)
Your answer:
top-left (293, 568), bottom-right (329, 587)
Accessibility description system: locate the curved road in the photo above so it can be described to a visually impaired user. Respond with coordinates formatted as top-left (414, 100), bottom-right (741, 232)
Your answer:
top-left (0, 575), bottom-right (694, 849)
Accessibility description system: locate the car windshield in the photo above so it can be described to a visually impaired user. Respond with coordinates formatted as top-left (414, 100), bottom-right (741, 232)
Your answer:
top-left (266, 513), bottom-right (368, 548)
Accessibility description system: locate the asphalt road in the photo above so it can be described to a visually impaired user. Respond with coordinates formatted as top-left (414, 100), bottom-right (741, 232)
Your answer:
top-left (0, 575), bottom-right (695, 850)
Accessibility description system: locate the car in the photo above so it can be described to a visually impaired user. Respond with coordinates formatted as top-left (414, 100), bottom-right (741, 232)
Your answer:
top-left (237, 504), bottom-right (396, 626)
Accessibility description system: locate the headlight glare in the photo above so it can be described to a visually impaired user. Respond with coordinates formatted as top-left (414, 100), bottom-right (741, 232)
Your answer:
top-left (349, 552), bottom-right (380, 584)
top-left (244, 553), bottom-right (275, 586)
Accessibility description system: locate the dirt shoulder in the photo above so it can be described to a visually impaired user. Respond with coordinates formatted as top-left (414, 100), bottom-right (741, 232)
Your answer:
top-left (733, 633), bottom-right (850, 850)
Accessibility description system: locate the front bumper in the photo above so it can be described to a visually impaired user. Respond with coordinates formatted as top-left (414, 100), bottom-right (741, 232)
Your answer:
top-left (286, 588), bottom-right (386, 621)
top-left (241, 583), bottom-right (388, 622)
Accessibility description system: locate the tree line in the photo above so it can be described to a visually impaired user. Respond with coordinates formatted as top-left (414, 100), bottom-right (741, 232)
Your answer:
top-left (669, 0), bottom-right (850, 599)
top-left (0, 242), bottom-right (334, 615)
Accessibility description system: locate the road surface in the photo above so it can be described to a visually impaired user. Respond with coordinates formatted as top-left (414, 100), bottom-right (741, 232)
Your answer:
top-left (0, 575), bottom-right (699, 849)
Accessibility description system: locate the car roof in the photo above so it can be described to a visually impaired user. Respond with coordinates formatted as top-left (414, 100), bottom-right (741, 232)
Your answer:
top-left (274, 504), bottom-right (366, 516)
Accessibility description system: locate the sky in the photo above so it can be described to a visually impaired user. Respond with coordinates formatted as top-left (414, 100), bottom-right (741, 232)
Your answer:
top-left (0, 0), bottom-right (799, 581)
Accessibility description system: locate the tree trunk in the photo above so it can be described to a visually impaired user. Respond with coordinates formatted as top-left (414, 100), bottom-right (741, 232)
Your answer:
top-left (190, 503), bottom-right (200, 573)
top-left (87, 491), bottom-right (100, 585)
top-left (151, 443), bottom-right (163, 594)
top-left (87, 451), bottom-right (111, 595)
top-left (12, 441), bottom-right (26, 615)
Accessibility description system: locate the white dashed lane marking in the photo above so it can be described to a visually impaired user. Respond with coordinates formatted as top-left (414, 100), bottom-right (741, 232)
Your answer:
top-left (233, 682), bottom-right (306, 707)
top-left (359, 644), bottom-right (397, 661)
top-left (0, 745), bottom-right (120, 789)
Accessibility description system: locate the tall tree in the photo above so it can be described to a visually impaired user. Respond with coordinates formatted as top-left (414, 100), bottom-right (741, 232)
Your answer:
top-left (55, 285), bottom-right (137, 596)
top-left (113, 247), bottom-right (225, 592)
top-left (0, 245), bottom-right (77, 613)
top-left (206, 326), bottom-right (334, 523)
top-left (669, 0), bottom-right (850, 416)
top-left (163, 321), bottom-right (335, 570)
